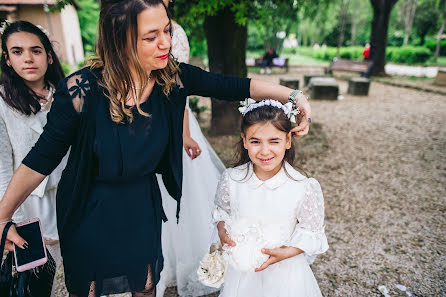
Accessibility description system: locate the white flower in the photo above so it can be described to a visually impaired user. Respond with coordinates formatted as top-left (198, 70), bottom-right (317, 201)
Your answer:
top-left (197, 242), bottom-right (226, 288)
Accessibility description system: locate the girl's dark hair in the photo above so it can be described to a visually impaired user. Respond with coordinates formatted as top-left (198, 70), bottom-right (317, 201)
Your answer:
top-left (233, 104), bottom-right (296, 168)
top-left (0, 21), bottom-right (65, 115)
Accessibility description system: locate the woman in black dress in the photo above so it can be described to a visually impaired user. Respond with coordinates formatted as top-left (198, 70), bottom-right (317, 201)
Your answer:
top-left (0, 1), bottom-right (311, 296)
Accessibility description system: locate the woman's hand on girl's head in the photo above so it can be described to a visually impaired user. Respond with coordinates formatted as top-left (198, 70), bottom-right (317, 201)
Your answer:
top-left (290, 94), bottom-right (311, 138)
top-left (255, 246), bottom-right (303, 272)
top-left (217, 221), bottom-right (235, 247)
top-left (183, 136), bottom-right (201, 160)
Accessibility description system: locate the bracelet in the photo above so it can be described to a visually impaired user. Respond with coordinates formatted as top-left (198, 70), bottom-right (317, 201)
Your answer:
top-left (288, 89), bottom-right (302, 106)
top-left (0, 219), bottom-right (13, 225)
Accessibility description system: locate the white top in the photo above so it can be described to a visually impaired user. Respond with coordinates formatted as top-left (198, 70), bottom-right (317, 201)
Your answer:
top-left (213, 162), bottom-right (328, 272)
top-left (0, 88), bottom-right (68, 240)
top-left (171, 22), bottom-right (190, 64)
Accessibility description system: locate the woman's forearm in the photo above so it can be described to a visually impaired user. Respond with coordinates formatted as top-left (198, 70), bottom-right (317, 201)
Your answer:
top-left (183, 109), bottom-right (191, 138)
top-left (0, 164), bottom-right (46, 221)
top-left (249, 79), bottom-right (307, 104)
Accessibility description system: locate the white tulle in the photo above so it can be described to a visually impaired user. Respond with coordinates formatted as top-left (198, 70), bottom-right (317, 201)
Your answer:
top-left (214, 163), bottom-right (328, 297)
top-left (156, 107), bottom-right (224, 297)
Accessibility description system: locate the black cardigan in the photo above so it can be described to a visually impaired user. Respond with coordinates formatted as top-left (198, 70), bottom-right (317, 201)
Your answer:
top-left (22, 63), bottom-right (251, 243)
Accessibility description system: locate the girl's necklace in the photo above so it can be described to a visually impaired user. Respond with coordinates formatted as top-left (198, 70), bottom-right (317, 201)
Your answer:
top-left (39, 86), bottom-right (54, 111)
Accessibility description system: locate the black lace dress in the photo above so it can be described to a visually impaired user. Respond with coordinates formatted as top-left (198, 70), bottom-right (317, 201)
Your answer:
top-left (22, 64), bottom-right (251, 297)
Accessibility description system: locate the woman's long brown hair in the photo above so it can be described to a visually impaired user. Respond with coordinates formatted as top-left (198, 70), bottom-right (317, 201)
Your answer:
top-left (90, 0), bottom-right (180, 123)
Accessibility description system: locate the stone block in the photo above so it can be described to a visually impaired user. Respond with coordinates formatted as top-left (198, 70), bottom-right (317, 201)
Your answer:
top-left (434, 68), bottom-right (446, 86)
top-left (309, 78), bottom-right (339, 100)
top-left (279, 78), bottom-right (299, 89)
top-left (304, 74), bottom-right (327, 86)
top-left (347, 77), bottom-right (370, 96)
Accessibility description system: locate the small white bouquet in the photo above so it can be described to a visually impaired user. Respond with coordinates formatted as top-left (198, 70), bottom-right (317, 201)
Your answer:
top-left (197, 242), bottom-right (226, 288)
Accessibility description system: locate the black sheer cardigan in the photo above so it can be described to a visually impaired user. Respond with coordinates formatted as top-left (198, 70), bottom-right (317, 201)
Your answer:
top-left (22, 63), bottom-right (250, 246)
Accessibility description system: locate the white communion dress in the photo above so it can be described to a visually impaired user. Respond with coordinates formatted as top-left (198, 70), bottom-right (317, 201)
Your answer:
top-left (156, 22), bottom-right (225, 297)
top-left (213, 162), bottom-right (329, 297)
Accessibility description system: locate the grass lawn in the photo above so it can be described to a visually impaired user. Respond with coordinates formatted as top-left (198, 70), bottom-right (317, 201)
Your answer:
top-left (426, 56), bottom-right (446, 67)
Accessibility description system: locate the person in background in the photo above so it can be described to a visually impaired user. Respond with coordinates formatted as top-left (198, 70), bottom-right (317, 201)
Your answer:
top-left (260, 47), bottom-right (278, 74)
top-left (0, 20), bottom-right (66, 297)
top-left (362, 43), bottom-right (370, 60)
top-left (156, 0), bottom-right (224, 296)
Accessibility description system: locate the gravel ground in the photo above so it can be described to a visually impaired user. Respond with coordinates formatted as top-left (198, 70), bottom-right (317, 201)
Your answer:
top-left (53, 69), bottom-right (446, 297)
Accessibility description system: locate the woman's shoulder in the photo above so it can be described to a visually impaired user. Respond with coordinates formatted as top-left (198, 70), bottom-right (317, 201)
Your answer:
top-left (55, 67), bottom-right (99, 113)
top-left (61, 67), bottom-right (97, 88)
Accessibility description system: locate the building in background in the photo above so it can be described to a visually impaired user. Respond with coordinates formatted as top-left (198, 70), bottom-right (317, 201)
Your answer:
top-left (0, 0), bottom-right (84, 67)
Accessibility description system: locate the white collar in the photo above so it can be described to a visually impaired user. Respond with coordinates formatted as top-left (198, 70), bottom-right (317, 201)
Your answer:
top-left (235, 162), bottom-right (305, 190)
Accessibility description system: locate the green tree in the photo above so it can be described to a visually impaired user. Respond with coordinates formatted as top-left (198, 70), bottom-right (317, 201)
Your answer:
top-left (368, 0), bottom-right (399, 76)
top-left (175, 0), bottom-right (309, 135)
top-left (77, 0), bottom-right (100, 54)
top-left (413, 0), bottom-right (439, 45)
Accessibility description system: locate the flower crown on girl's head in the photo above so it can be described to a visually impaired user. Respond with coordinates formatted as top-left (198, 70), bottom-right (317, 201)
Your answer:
top-left (238, 99), bottom-right (300, 123)
top-left (0, 21), bottom-right (49, 37)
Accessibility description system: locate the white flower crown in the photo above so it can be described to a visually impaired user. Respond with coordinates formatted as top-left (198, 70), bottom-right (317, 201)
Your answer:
top-left (0, 21), bottom-right (49, 37)
top-left (238, 99), bottom-right (300, 123)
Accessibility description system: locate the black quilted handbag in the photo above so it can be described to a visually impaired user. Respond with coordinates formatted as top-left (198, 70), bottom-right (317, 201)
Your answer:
top-left (0, 221), bottom-right (56, 297)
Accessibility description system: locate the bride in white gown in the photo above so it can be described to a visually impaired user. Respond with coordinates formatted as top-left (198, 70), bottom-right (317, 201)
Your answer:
top-left (156, 1), bottom-right (224, 296)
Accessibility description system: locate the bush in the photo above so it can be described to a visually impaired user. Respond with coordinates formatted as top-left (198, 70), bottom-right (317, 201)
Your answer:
top-left (386, 46), bottom-right (432, 64)
top-left (424, 39), bottom-right (446, 56)
top-left (61, 62), bottom-right (72, 76)
top-left (298, 46), bottom-right (432, 65)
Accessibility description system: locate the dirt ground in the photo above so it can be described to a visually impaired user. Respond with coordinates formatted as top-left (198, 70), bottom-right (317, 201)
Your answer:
top-left (54, 67), bottom-right (446, 297)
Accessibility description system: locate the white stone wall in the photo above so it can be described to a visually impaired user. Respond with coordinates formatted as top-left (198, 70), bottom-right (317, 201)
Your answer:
top-left (60, 5), bottom-right (84, 66)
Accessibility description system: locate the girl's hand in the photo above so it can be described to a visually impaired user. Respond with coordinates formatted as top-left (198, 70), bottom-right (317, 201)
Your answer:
top-left (290, 94), bottom-right (311, 138)
top-left (0, 223), bottom-right (27, 252)
top-left (255, 246), bottom-right (303, 272)
top-left (183, 136), bottom-right (201, 160)
top-left (217, 221), bottom-right (236, 247)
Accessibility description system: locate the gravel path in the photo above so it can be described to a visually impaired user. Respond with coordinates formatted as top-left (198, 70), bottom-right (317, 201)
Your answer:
top-left (54, 69), bottom-right (446, 297)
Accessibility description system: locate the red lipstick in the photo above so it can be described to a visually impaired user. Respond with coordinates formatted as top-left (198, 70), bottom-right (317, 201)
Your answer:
top-left (157, 54), bottom-right (169, 60)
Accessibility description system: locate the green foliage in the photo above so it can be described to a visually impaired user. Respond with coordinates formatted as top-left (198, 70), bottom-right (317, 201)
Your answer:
top-left (76, 0), bottom-right (100, 54)
top-left (413, 0), bottom-right (439, 45)
top-left (299, 45), bottom-right (432, 64)
top-left (61, 62), bottom-right (72, 76)
top-left (424, 39), bottom-right (446, 56)
top-left (386, 46), bottom-right (432, 64)
top-left (188, 97), bottom-right (208, 119)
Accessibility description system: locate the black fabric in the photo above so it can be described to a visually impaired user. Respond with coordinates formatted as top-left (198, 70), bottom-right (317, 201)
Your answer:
top-left (21, 63), bottom-right (250, 296)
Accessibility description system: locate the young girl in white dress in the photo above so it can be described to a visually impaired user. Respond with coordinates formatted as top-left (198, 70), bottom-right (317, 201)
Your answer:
top-left (213, 100), bottom-right (328, 297)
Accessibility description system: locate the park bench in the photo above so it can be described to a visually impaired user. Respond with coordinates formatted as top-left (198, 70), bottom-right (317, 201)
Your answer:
top-left (325, 58), bottom-right (371, 74)
top-left (246, 57), bottom-right (289, 72)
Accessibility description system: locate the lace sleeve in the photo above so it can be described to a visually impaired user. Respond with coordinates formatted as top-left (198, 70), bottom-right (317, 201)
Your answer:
top-left (67, 73), bottom-right (91, 113)
top-left (287, 178), bottom-right (328, 261)
top-left (21, 72), bottom-right (90, 175)
top-left (171, 23), bottom-right (190, 63)
top-left (212, 170), bottom-right (231, 223)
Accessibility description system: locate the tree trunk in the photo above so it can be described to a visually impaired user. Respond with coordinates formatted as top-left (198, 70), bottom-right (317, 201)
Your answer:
top-left (434, 10), bottom-right (446, 60)
top-left (351, 14), bottom-right (357, 46)
top-left (204, 8), bottom-right (247, 135)
top-left (402, 0), bottom-right (418, 46)
top-left (337, 0), bottom-right (350, 57)
top-left (369, 0), bottom-right (399, 76)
